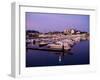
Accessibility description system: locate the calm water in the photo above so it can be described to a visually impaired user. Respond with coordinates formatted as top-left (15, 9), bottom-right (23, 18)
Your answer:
top-left (26, 40), bottom-right (89, 67)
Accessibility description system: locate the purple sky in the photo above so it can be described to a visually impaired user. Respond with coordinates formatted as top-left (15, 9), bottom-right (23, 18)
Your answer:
top-left (26, 12), bottom-right (89, 33)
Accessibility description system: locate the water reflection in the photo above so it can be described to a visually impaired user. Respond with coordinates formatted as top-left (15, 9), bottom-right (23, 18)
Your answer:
top-left (26, 40), bottom-right (89, 67)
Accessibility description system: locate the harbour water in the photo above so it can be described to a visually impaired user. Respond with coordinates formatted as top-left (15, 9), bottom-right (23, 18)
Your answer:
top-left (26, 40), bottom-right (89, 67)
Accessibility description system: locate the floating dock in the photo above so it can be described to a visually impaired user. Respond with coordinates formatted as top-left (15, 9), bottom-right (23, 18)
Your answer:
top-left (26, 47), bottom-right (71, 52)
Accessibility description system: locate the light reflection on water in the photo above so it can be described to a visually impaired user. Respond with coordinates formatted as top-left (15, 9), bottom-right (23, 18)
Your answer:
top-left (26, 40), bottom-right (89, 67)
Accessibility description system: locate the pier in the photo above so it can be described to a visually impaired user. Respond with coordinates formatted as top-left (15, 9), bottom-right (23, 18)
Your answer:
top-left (26, 46), bottom-right (71, 52)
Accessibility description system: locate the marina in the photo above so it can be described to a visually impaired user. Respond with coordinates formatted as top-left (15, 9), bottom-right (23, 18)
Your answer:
top-left (26, 31), bottom-right (89, 53)
top-left (26, 40), bottom-right (89, 67)
top-left (25, 12), bottom-right (90, 67)
top-left (26, 29), bottom-right (89, 66)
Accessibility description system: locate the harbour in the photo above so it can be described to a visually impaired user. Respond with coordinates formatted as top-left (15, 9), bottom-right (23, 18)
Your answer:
top-left (25, 12), bottom-right (90, 67)
top-left (26, 40), bottom-right (89, 67)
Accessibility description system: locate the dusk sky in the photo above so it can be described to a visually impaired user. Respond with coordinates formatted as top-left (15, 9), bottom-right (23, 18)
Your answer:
top-left (26, 12), bottom-right (89, 33)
